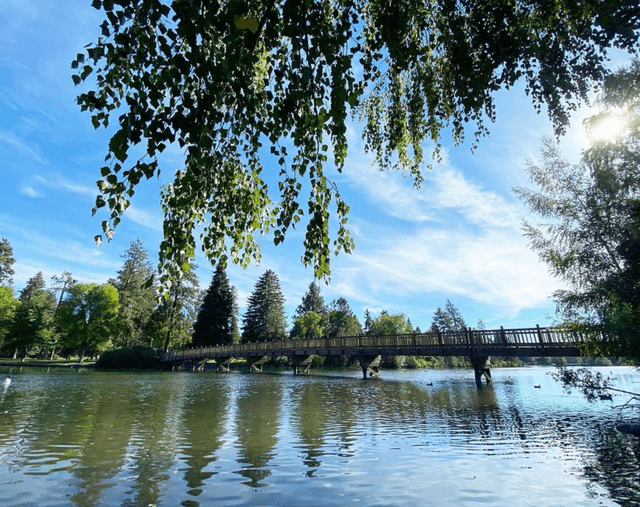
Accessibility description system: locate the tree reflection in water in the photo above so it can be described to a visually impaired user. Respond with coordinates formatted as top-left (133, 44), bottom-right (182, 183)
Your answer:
top-left (0, 368), bottom-right (639, 506)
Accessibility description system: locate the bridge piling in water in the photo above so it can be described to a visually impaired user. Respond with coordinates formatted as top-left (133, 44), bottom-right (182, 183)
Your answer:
top-left (471, 355), bottom-right (492, 388)
top-left (358, 355), bottom-right (382, 379)
top-left (292, 355), bottom-right (316, 375)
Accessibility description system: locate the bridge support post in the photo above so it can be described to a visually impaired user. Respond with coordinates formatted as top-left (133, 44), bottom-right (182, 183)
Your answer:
top-left (357, 355), bottom-right (382, 379)
top-left (217, 358), bottom-right (233, 372)
top-left (292, 355), bottom-right (316, 375)
top-left (470, 355), bottom-right (492, 388)
top-left (248, 356), bottom-right (269, 373)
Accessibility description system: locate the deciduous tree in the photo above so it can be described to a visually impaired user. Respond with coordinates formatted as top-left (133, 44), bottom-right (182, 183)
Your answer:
top-left (156, 265), bottom-right (201, 351)
top-left (74, 0), bottom-right (640, 284)
top-left (290, 311), bottom-right (324, 340)
top-left (370, 311), bottom-right (413, 336)
top-left (5, 272), bottom-right (56, 359)
top-left (57, 283), bottom-right (120, 361)
top-left (0, 286), bottom-right (18, 347)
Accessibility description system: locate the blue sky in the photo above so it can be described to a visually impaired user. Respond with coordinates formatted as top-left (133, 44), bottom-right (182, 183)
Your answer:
top-left (0, 0), bottom-right (627, 332)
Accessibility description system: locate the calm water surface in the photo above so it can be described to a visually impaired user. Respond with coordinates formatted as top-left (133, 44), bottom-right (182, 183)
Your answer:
top-left (0, 366), bottom-right (639, 507)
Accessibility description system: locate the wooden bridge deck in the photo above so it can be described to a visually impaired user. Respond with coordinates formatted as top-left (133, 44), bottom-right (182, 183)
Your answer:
top-left (163, 326), bottom-right (590, 363)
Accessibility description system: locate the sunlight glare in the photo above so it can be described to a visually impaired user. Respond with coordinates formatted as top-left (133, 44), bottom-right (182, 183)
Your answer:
top-left (586, 110), bottom-right (630, 143)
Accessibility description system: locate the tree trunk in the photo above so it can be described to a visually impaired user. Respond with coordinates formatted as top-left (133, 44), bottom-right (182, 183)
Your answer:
top-left (12, 348), bottom-right (17, 360)
top-left (163, 293), bottom-right (179, 353)
top-left (50, 346), bottom-right (56, 360)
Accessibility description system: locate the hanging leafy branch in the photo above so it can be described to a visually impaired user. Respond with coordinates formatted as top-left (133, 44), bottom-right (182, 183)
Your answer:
top-left (73, 0), bottom-right (640, 286)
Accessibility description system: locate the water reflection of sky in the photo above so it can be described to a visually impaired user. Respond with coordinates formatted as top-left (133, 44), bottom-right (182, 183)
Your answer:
top-left (0, 366), bottom-right (638, 507)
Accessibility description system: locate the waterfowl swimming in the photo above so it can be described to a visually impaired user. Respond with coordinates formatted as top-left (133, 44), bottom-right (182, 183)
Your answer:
top-left (3, 377), bottom-right (10, 388)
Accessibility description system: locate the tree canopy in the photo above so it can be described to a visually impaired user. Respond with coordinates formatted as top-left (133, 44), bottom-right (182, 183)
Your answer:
top-left (74, 0), bottom-right (640, 284)
top-left (369, 311), bottom-right (413, 336)
top-left (57, 283), bottom-right (120, 361)
top-left (515, 61), bottom-right (640, 358)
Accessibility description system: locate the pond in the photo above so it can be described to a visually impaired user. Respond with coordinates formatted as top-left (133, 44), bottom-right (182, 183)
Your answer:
top-left (0, 366), bottom-right (639, 507)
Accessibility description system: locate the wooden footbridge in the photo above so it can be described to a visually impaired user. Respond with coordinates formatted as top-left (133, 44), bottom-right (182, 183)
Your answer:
top-left (164, 325), bottom-right (597, 386)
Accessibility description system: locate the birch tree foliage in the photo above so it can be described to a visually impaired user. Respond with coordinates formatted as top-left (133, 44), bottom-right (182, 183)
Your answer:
top-left (73, 0), bottom-right (640, 285)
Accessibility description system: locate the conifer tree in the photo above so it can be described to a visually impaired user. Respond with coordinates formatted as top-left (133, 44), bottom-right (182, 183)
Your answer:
top-left (327, 298), bottom-right (362, 337)
top-left (0, 238), bottom-right (15, 286)
top-left (192, 264), bottom-right (237, 347)
top-left (242, 270), bottom-right (287, 342)
top-left (110, 238), bottom-right (156, 347)
top-left (364, 309), bottom-right (373, 335)
top-left (295, 282), bottom-right (326, 318)
top-left (431, 299), bottom-right (467, 332)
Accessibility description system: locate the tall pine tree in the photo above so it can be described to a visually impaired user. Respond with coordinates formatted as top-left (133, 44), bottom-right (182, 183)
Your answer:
top-left (192, 264), bottom-right (237, 346)
top-left (295, 282), bottom-right (326, 318)
top-left (327, 298), bottom-right (362, 337)
top-left (431, 299), bottom-right (467, 332)
top-left (242, 270), bottom-right (287, 342)
top-left (0, 238), bottom-right (15, 286)
top-left (110, 238), bottom-right (156, 347)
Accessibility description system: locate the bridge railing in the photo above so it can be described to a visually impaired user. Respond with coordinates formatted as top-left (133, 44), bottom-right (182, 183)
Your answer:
top-left (164, 326), bottom-right (592, 361)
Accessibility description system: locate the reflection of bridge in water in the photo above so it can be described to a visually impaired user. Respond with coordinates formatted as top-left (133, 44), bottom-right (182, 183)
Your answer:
top-left (164, 326), bottom-right (595, 386)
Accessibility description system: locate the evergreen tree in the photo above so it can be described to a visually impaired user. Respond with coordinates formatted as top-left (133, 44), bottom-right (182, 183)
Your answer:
top-left (476, 319), bottom-right (486, 330)
top-left (19, 271), bottom-right (47, 303)
top-left (364, 309), bottom-right (373, 335)
top-left (429, 300), bottom-right (469, 368)
top-left (327, 298), bottom-right (362, 337)
top-left (444, 299), bottom-right (467, 330)
top-left (0, 238), bottom-right (15, 286)
top-left (431, 299), bottom-right (467, 332)
top-left (192, 264), bottom-right (237, 347)
top-left (242, 270), bottom-right (287, 342)
top-left (111, 238), bottom-right (156, 347)
top-left (295, 282), bottom-right (326, 318)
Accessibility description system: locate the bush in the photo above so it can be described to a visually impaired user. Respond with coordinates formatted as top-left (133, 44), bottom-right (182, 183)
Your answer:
top-left (96, 346), bottom-right (162, 370)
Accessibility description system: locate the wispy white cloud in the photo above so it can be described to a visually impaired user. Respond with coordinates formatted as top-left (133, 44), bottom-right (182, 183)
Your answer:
top-left (0, 130), bottom-right (47, 164)
top-left (32, 174), bottom-right (95, 197)
top-left (125, 205), bottom-right (163, 232)
top-left (21, 185), bottom-right (42, 198)
top-left (329, 129), bottom-right (563, 318)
